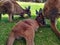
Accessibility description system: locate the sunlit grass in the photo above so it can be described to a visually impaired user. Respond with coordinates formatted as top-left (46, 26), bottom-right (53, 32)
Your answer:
top-left (58, 18), bottom-right (60, 22)
top-left (17, 1), bottom-right (44, 16)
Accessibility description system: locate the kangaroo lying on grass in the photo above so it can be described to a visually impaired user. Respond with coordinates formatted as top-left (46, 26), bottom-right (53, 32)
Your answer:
top-left (43, 0), bottom-right (60, 38)
top-left (6, 9), bottom-right (46, 45)
top-left (0, 0), bottom-right (31, 22)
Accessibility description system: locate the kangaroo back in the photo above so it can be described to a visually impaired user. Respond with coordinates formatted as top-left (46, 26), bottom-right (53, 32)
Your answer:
top-left (12, 1), bottom-right (24, 14)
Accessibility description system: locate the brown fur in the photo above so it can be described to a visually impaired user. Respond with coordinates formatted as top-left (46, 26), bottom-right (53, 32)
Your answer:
top-left (7, 19), bottom-right (39, 45)
top-left (6, 11), bottom-right (46, 45)
top-left (43, 0), bottom-right (60, 38)
top-left (0, 0), bottom-right (15, 21)
top-left (0, 0), bottom-right (31, 22)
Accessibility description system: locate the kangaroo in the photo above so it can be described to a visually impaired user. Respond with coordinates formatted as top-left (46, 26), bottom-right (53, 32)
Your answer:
top-left (6, 9), bottom-right (46, 45)
top-left (43, 0), bottom-right (60, 38)
top-left (0, 0), bottom-right (31, 22)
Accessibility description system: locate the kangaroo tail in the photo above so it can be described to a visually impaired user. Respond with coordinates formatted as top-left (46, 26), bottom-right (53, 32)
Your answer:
top-left (6, 31), bottom-right (15, 45)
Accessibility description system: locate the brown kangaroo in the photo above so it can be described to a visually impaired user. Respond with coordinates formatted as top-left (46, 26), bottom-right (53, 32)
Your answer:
top-left (0, 0), bottom-right (31, 22)
top-left (43, 0), bottom-right (60, 38)
top-left (6, 9), bottom-right (46, 45)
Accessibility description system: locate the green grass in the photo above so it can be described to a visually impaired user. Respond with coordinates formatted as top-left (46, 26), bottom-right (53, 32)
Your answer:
top-left (0, 2), bottom-right (60, 45)
top-left (17, 1), bottom-right (44, 16)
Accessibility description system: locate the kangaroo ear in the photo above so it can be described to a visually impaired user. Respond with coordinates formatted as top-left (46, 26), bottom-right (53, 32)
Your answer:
top-left (39, 8), bottom-right (42, 12)
top-left (36, 10), bottom-right (39, 15)
top-left (27, 6), bottom-right (31, 9)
